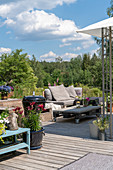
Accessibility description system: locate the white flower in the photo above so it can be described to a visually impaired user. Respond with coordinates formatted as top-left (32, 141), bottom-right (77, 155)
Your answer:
top-left (5, 119), bottom-right (9, 123)
top-left (0, 120), bottom-right (3, 123)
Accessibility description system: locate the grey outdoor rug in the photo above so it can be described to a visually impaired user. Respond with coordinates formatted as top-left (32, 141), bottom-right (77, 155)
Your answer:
top-left (60, 153), bottom-right (113, 170)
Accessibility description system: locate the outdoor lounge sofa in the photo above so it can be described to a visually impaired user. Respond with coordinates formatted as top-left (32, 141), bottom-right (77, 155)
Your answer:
top-left (44, 84), bottom-right (82, 107)
top-left (44, 84), bottom-right (102, 108)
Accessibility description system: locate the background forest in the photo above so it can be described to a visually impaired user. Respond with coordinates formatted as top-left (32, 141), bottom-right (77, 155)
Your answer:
top-left (0, 0), bottom-right (113, 98)
top-left (0, 49), bottom-right (102, 98)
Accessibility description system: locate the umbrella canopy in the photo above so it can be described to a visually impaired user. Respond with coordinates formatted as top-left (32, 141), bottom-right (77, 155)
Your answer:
top-left (77, 17), bottom-right (113, 37)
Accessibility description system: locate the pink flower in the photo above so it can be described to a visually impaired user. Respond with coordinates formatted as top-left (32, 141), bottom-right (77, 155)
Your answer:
top-left (57, 78), bottom-right (59, 83)
top-left (38, 104), bottom-right (43, 109)
top-left (16, 107), bottom-right (21, 110)
top-left (30, 102), bottom-right (35, 106)
top-left (54, 82), bottom-right (56, 86)
top-left (27, 106), bottom-right (32, 110)
top-left (12, 108), bottom-right (17, 112)
top-left (18, 111), bottom-right (23, 115)
top-left (86, 97), bottom-right (90, 101)
top-left (48, 83), bottom-right (51, 86)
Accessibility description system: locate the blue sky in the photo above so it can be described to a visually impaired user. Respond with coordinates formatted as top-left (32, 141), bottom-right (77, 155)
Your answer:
top-left (0, 0), bottom-right (109, 61)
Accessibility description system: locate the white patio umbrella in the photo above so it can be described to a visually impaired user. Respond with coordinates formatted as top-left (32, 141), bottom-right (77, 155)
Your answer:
top-left (77, 17), bottom-right (113, 37)
top-left (77, 17), bottom-right (113, 138)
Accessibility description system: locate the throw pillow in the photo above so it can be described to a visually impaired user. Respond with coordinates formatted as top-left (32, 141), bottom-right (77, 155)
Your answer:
top-left (44, 89), bottom-right (52, 101)
top-left (66, 85), bottom-right (77, 99)
top-left (49, 84), bottom-right (71, 101)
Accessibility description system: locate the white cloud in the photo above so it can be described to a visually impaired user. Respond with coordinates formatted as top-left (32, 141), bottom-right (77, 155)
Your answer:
top-left (0, 0), bottom-right (76, 18)
top-left (0, 47), bottom-right (11, 54)
top-left (3, 10), bottom-right (79, 41)
top-left (62, 33), bottom-right (91, 43)
top-left (82, 39), bottom-right (95, 49)
top-left (0, 0), bottom-right (95, 50)
top-left (40, 51), bottom-right (57, 62)
top-left (40, 51), bottom-right (79, 61)
top-left (6, 31), bottom-right (11, 34)
top-left (59, 43), bottom-right (71, 48)
top-left (72, 46), bottom-right (81, 51)
top-left (61, 52), bottom-right (78, 61)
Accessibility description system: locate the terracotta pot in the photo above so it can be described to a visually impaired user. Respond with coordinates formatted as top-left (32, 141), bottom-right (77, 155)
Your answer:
top-left (107, 103), bottom-right (113, 112)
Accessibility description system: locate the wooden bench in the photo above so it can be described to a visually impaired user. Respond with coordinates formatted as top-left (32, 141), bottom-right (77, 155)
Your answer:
top-left (0, 128), bottom-right (30, 155)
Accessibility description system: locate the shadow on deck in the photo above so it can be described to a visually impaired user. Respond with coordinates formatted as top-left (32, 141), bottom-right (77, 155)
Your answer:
top-left (43, 115), bottom-right (97, 139)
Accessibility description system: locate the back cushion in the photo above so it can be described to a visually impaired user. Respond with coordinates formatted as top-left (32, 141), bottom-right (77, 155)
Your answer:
top-left (74, 87), bottom-right (82, 97)
top-left (49, 84), bottom-right (71, 101)
top-left (44, 89), bottom-right (52, 101)
top-left (66, 85), bottom-right (77, 99)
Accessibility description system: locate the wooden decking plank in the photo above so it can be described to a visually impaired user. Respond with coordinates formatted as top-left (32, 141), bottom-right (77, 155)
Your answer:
top-left (31, 149), bottom-right (79, 159)
top-left (44, 136), bottom-right (113, 150)
top-left (29, 151), bottom-right (75, 162)
top-left (1, 158), bottom-right (56, 170)
top-left (43, 141), bottom-right (113, 155)
top-left (0, 160), bottom-right (35, 170)
top-left (19, 153), bottom-right (71, 166)
top-left (14, 155), bottom-right (65, 168)
top-left (43, 143), bottom-right (89, 154)
top-left (0, 164), bottom-right (21, 170)
top-left (45, 134), bottom-right (113, 145)
top-left (39, 147), bottom-right (86, 158)
top-left (6, 155), bottom-right (62, 169)
top-left (44, 134), bottom-right (113, 146)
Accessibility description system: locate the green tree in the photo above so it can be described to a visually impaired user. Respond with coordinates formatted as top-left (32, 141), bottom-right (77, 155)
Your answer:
top-left (107, 0), bottom-right (113, 17)
top-left (0, 49), bottom-right (37, 89)
top-left (30, 55), bottom-right (46, 87)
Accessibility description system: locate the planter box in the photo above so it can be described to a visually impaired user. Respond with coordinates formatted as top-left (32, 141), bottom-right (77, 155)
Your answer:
top-left (89, 122), bottom-right (98, 139)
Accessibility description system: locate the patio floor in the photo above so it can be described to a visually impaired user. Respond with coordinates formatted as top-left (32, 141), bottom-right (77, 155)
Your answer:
top-left (0, 116), bottom-right (113, 170)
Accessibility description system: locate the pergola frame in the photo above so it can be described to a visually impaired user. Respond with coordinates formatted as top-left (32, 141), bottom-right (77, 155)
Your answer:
top-left (102, 27), bottom-right (112, 138)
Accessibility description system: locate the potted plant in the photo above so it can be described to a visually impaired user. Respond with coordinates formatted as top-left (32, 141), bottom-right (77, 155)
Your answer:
top-left (93, 115), bottom-right (109, 140)
top-left (21, 102), bottom-right (45, 150)
top-left (0, 85), bottom-right (12, 100)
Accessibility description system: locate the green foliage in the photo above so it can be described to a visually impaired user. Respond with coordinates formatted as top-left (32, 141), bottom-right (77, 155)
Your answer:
top-left (107, 0), bottom-right (113, 17)
top-left (0, 49), bottom-right (37, 89)
top-left (0, 49), bottom-right (103, 98)
top-left (22, 112), bottom-right (41, 131)
top-left (22, 103), bottom-right (42, 131)
top-left (93, 116), bottom-right (109, 132)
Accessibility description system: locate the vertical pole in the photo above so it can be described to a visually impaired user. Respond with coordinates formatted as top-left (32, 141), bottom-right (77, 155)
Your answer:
top-left (105, 28), bottom-right (108, 115)
top-left (109, 26), bottom-right (112, 139)
top-left (102, 28), bottom-right (105, 116)
top-left (26, 129), bottom-right (30, 154)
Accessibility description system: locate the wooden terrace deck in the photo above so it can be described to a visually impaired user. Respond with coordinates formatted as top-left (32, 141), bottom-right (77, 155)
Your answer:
top-left (1, 132), bottom-right (113, 170)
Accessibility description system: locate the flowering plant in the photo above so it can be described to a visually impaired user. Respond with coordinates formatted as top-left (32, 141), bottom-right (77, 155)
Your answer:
top-left (83, 97), bottom-right (90, 106)
top-left (22, 102), bottom-right (45, 131)
top-left (0, 85), bottom-right (11, 93)
top-left (12, 107), bottom-right (23, 127)
top-left (93, 115), bottom-right (109, 132)
top-left (0, 111), bottom-right (9, 143)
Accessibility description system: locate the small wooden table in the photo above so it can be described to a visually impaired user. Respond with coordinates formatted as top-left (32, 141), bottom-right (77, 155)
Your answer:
top-left (0, 128), bottom-right (30, 155)
top-left (53, 106), bottom-right (101, 123)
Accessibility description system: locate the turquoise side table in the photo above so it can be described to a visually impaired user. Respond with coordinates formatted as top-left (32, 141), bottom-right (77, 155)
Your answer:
top-left (0, 128), bottom-right (30, 155)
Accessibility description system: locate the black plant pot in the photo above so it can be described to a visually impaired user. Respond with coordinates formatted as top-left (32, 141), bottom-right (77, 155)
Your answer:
top-left (30, 128), bottom-right (45, 150)
top-left (1, 92), bottom-right (8, 100)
